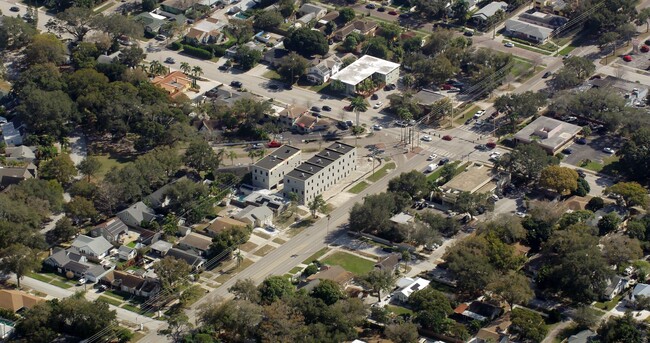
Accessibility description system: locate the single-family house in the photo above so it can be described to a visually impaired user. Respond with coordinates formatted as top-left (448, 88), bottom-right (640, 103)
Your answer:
top-left (262, 48), bottom-right (290, 67)
top-left (166, 248), bottom-right (206, 270)
top-left (178, 232), bottom-right (213, 256)
top-left (454, 301), bottom-right (503, 323)
top-left (414, 89), bottom-right (449, 110)
top-left (333, 19), bottom-right (378, 41)
top-left (306, 265), bottom-right (354, 287)
top-left (134, 12), bottom-right (166, 35)
top-left (149, 240), bottom-right (173, 256)
top-left (307, 55), bottom-right (343, 84)
top-left (278, 105), bottom-right (309, 128)
top-left (205, 217), bottom-right (248, 237)
top-left (519, 11), bottom-right (568, 28)
top-left (160, 0), bottom-right (194, 14)
top-left (505, 19), bottom-right (553, 43)
top-left (394, 277), bottom-right (430, 302)
top-left (318, 10), bottom-right (339, 25)
top-left (62, 261), bottom-right (110, 282)
top-left (1, 122), bottom-right (24, 146)
top-left (225, 41), bottom-right (264, 59)
top-left (0, 164), bottom-right (37, 190)
top-left (101, 270), bottom-right (160, 298)
top-left (390, 212), bottom-right (414, 226)
top-left (184, 18), bottom-right (224, 44)
top-left (473, 313), bottom-right (511, 343)
top-left (91, 218), bottom-right (129, 244)
top-left (118, 245), bottom-right (137, 261)
top-left (603, 275), bottom-right (630, 301)
top-left (70, 235), bottom-right (114, 259)
top-left (152, 71), bottom-right (194, 98)
top-left (0, 290), bottom-right (43, 313)
top-left (117, 202), bottom-right (158, 229)
top-left (375, 253), bottom-right (401, 274)
top-left (628, 283), bottom-right (650, 307)
top-left (4, 146), bottom-right (35, 162)
top-left (233, 205), bottom-right (273, 227)
top-left (293, 114), bottom-right (319, 134)
top-left (298, 3), bottom-right (327, 20)
top-left (471, 1), bottom-right (508, 27)
top-left (44, 249), bottom-right (87, 270)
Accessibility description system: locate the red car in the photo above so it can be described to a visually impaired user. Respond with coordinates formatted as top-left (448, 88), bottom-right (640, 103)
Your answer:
top-left (268, 140), bottom-right (281, 148)
top-left (642, 45), bottom-right (650, 53)
top-left (486, 142), bottom-right (496, 149)
top-left (623, 55), bottom-right (633, 62)
top-left (388, 10), bottom-right (398, 15)
top-left (442, 135), bottom-right (453, 141)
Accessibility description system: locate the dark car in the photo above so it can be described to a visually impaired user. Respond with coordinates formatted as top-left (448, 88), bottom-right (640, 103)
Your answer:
top-left (486, 142), bottom-right (497, 149)
top-left (442, 135), bottom-right (453, 141)
top-left (231, 81), bottom-right (242, 88)
top-left (399, 13), bottom-right (410, 18)
top-left (575, 137), bottom-right (587, 144)
top-left (475, 144), bottom-right (487, 151)
top-left (10, 6), bottom-right (20, 11)
top-left (269, 84), bottom-right (279, 90)
top-left (438, 158), bottom-right (450, 165)
top-left (463, 30), bottom-right (474, 36)
top-left (322, 105), bottom-right (332, 111)
top-left (337, 121), bottom-right (349, 130)
top-left (377, 7), bottom-right (386, 12)
top-left (561, 148), bottom-right (573, 155)
top-left (388, 10), bottom-right (398, 15)
top-left (311, 106), bottom-right (321, 112)
top-left (218, 65), bottom-right (229, 71)
top-left (346, 120), bottom-right (354, 127)
top-left (576, 169), bottom-right (586, 178)
top-left (465, 118), bottom-right (473, 125)
top-left (285, 84), bottom-right (293, 90)
top-left (542, 71), bottom-right (552, 78)
top-left (371, 93), bottom-right (379, 100)
top-left (365, 3), bottom-right (376, 8)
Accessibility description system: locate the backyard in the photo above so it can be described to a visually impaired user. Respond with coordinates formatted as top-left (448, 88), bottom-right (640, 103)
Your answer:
top-left (321, 251), bottom-right (376, 275)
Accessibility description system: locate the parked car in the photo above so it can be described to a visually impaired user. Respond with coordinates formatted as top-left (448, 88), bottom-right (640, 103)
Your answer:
top-left (9, 6), bottom-right (19, 11)
top-left (603, 147), bottom-right (615, 154)
top-left (575, 169), bottom-right (586, 178)
top-left (542, 71), bottom-right (552, 78)
top-left (489, 152), bottom-right (501, 160)
top-left (388, 10), bottom-right (398, 15)
top-left (465, 118), bottom-right (473, 125)
top-left (366, 3), bottom-right (376, 8)
top-left (164, 57), bottom-right (175, 64)
top-left (373, 102), bottom-right (383, 109)
top-left (421, 135), bottom-right (432, 141)
top-left (269, 84), bottom-right (279, 90)
top-left (78, 278), bottom-right (87, 285)
top-left (442, 135), bottom-right (452, 141)
top-left (561, 148), bottom-right (573, 155)
top-left (231, 81), bottom-right (242, 88)
top-left (322, 105), bottom-right (331, 111)
top-left (251, 143), bottom-right (263, 149)
top-left (372, 124), bottom-right (383, 130)
top-left (438, 158), bottom-right (450, 165)
top-left (486, 142), bottom-right (497, 149)
top-left (371, 93), bottom-right (379, 100)
top-left (268, 140), bottom-right (281, 148)
top-left (623, 55), bottom-right (633, 62)
top-left (504, 42), bottom-right (514, 48)
top-left (463, 30), bottom-right (474, 36)
top-left (475, 144), bottom-right (487, 151)
top-left (642, 45), bottom-right (650, 53)
top-left (473, 110), bottom-right (485, 119)
top-left (285, 84), bottom-right (293, 90)
top-left (575, 137), bottom-right (587, 144)
top-left (427, 154), bottom-right (437, 161)
top-left (218, 65), bottom-right (230, 71)
top-left (154, 34), bottom-right (167, 41)
top-left (337, 121), bottom-right (349, 130)
top-left (399, 13), bottom-right (410, 18)
top-left (377, 6), bottom-right (386, 11)
top-left (311, 106), bottom-right (321, 112)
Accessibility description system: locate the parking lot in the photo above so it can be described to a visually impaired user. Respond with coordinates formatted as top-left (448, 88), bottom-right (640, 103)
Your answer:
top-left (616, 50), bottom-right (650, 71)
top-left (562, 135), bottom-right (621, 167)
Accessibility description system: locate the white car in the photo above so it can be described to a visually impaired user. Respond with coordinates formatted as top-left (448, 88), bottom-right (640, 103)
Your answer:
top-left (515, 211), bottom-right (527, 218)
top-left (603, 147), bottom-right (615, 154)
top-left (373, 102), bottom-right (383, 109)
top-left (427, 154), bottom-right (437, 161)
top-left (78, 278), bottom-right (87, 285)
top-left (504, 42), bottom-right (514, 48)
top-left (421, 135), bottom-right (432, 142)
top-left (372, 124), bottom-right (383, 130)
top-left (475, 120), bottom-right (484, 127)
top-left (473, 110), bottom-right (485, 119)
top-left (489, 152), bottom-right (501, 160)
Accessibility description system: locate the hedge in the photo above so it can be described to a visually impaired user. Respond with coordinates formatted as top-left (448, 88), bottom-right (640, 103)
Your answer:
top-left (182, 45), bottom-right (213, 59)
top-left (207, 44), bottom-right (226, 57)
top-left (169, 41), bottom-right (183, 51)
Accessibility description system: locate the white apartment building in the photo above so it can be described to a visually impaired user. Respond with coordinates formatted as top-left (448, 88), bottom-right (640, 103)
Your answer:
top-left (330, 55), bottom-right (400, 96)
top-left (251, 145), bottom-right (302, 190)
top-left (283, 142), bottom-right (356, 204)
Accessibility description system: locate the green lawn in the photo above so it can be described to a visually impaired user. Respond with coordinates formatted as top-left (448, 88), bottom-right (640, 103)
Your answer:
top-left (104, 290), bottom-right (128, 301)
top-left (504, 40), bottom-right (553, 55)
top-left (427, 160), bottom-right (461, 182)
top-left (322, 251), bottom-right (376, 275)
top-left (511, 58), bottom-right (533, 78)
top-left (289, 266), bottom-right (304, 274)
top-left (27, 272), bottom-right (53, 283)
top-left (367, 162), bottom-right (396, 182)
top-left (94, 153), bottom-right (134, 180)
top-left (302, 247), bottom-right (331, 264)
top-left (348, 181), bottom-right (369, 194)
top-left (51, 280), bottom-right (73, 289)
top-left (454, 105), bottom-right (481, 125)
top-left (594, 295), bottom-right (623, 311)
top-left (262, 69), bottom-right (281, 81)
top-left (98, 296), bottom-right (123, 307)
top-left (558, 44), bottom-right (578, 56)
top-left (581, 155), bottom-right (619, 173)
top-left (93, 1), bottom-right (114, 13)
top-left (386, 305), bottom-right (413, 315)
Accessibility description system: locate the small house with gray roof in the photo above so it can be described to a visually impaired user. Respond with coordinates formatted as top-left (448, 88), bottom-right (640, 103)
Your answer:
top-left (91, 217), bottom-right (129, 244)
top-left (233, 205), bottom-right (274, 227)
top-left (471, 1), bottom-right (508, 26)
top-left (4, 146), bottom-right (35, 162)
top-left (117, 202), bottom-right (158, 229)
top-left (166, 248), bottom-right (206, 270)
top-left (70, 235), bottom-right (114, 259)
top-left (628, 283), bottom-right (650, 307)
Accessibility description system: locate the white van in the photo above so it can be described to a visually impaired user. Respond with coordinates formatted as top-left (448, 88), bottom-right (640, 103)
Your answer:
top-left (426, 164), bottom-right (438, 173)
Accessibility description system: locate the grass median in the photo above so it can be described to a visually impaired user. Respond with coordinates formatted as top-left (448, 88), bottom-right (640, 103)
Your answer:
top-left (367, 162), bottom-right (396, 182)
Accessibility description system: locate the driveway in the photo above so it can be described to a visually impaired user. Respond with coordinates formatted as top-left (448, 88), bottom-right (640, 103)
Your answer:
top-left (68, 132), bottom-right (88, 167)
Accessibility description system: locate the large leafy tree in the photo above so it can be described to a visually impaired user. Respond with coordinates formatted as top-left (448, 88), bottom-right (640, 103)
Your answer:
top-left (45, 7), bottom-right (99, 42)
top-left (0, 243), bottom-right (41, 288)
top-left (539, 166), bottom-right (579, 195)
top-left (258, 275), bottom-right (294, 304)
top-left (39, 154), bottom-right (78, 185)
top-left (283, 27), bottom-right (328, 57)
top-left (276, 52), bottom-right (309, 83)
top-left (551, 56), bottom-right (596, 90)
top-left (154, 256), bottom-right (191, 291)
top-left (388, 170), bottom-right (429, 198)
top-left (184, 139), bottom-right (221, 175)
top-left (17, 89), bottom-right (77, 139)
top-left (494, 91), bottom-right (546, 129)
top-left (510, 308), bottom-right (548, 343)
top-left (359, 269), bottom-right (396, 301)
top-left (619, 128), bottom-right (650, 181)
top-left (598, 313), bottom-right (643, 343)
top-left (605, 182), bottom-right (649, 209)
top-left (409, 287), bottom-right (453, 332)
top-left (234, 45), bottom-right (263, 70)
top-left (487, 271), bottom-right (534, 309)
top-left (0, 16), bottom-right (37, 51)
top-left (311, 279), bottom-right (345, 305)
top-left (496, 144), bottom-right (558, 185)
top-left (23, 33), bottom-right (67, 66)
top-left (210, 225), bottom-right (251, 257)
top-left (164, 179), bottom-right (211, 224)
top-left (253, 10), bottom-right (283, 31)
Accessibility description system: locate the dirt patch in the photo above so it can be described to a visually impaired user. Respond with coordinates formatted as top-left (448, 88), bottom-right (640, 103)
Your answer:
top-left (253, 244), bottom-right (275, 257)
top-left (239, 241), bottom-right (259, 252)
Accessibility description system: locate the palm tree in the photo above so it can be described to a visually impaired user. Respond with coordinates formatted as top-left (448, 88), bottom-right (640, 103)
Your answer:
top-left (248, 149), bottom-right (257, 164)
top-left (234, 249), bottom-right (244, 268)
top-left (226, 150), bottom-right (237, 165)
top-left (257, 148), bottom-right (266, 161)
top-left (191, 65), bottom-right (204, 87)
top-left (401, 250), bottom-right (411, 273)
top-left (148, 60), bottom-right (167, 76)
top-left (349, 96), bottom-right (367, 127)
top-left (180, 62), bottom-right (191, 74)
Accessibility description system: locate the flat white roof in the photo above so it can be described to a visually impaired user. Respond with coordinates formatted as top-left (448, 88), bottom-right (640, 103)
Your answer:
top-left (330, 55), bottom-right (400, 86)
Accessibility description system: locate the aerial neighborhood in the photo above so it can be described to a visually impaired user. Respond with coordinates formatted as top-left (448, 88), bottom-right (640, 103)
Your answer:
top-left (2, 0), bottom-right (650, 341)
